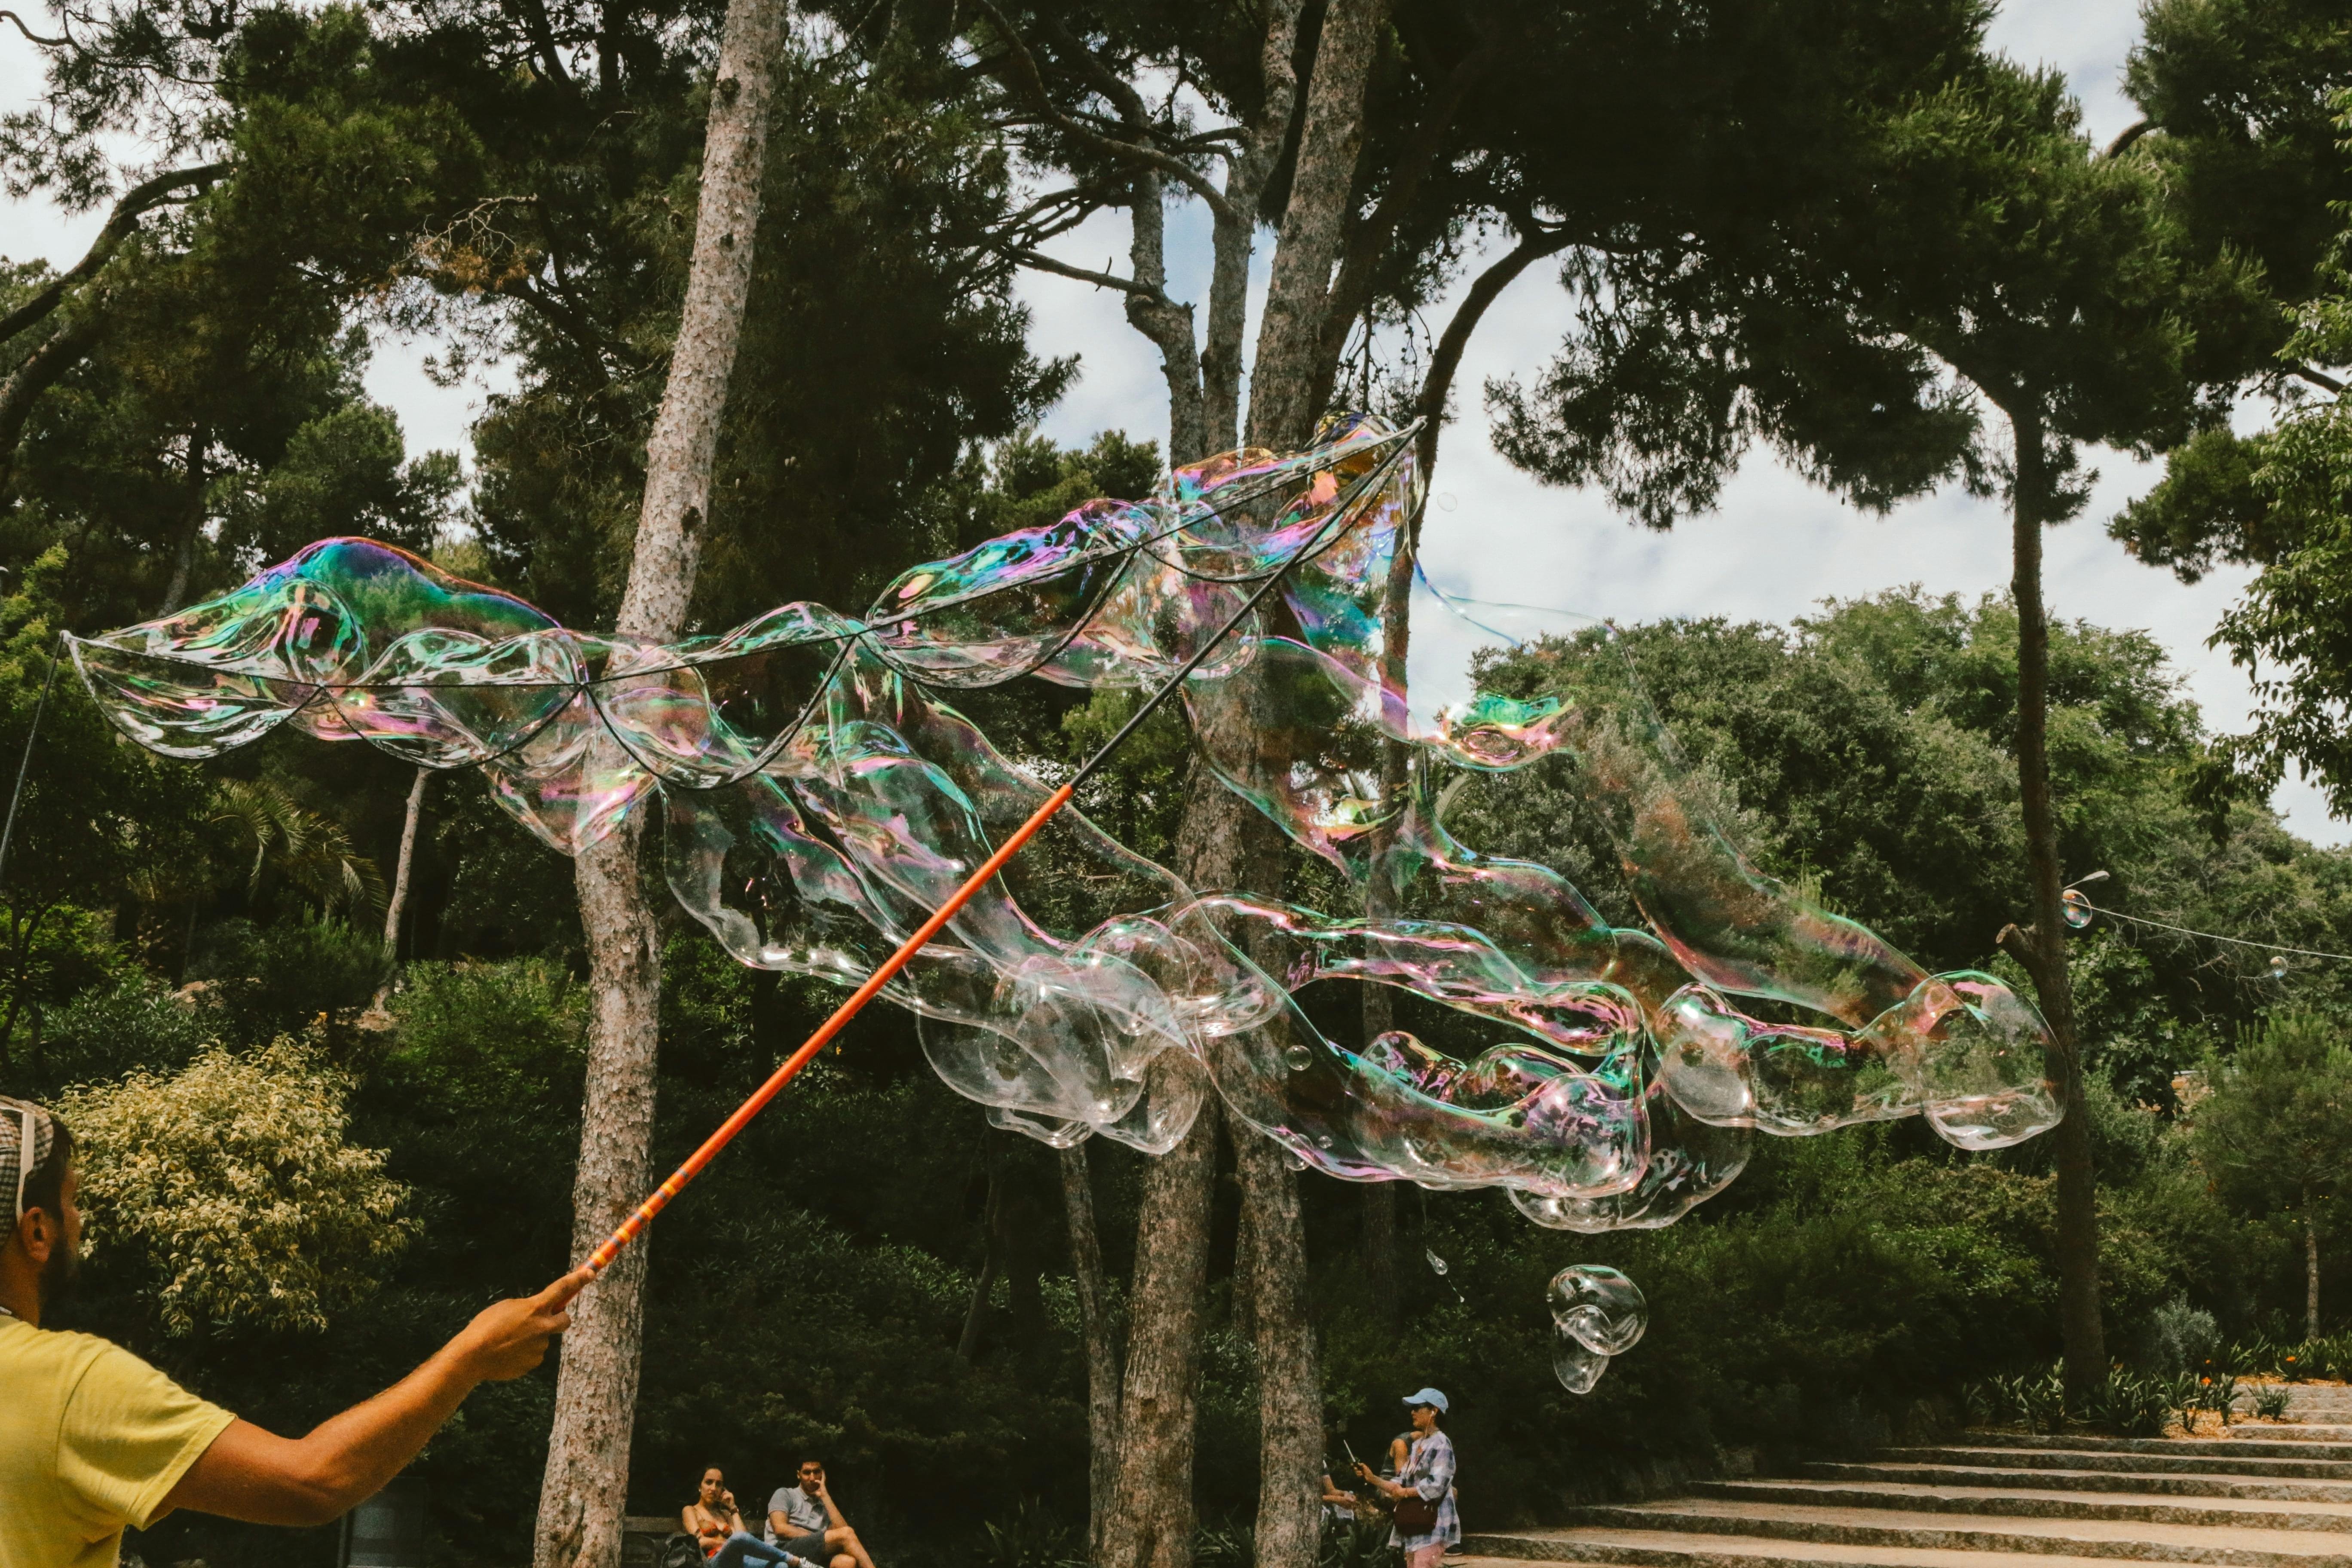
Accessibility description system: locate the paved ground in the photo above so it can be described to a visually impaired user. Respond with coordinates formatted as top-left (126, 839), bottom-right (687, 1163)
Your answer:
top-left (1454, 1384), bottom-right (2352, 1568)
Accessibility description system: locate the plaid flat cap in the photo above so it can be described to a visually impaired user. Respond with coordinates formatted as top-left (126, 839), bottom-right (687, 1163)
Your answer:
top-left (0, 1096), bottom-right (58, 1222)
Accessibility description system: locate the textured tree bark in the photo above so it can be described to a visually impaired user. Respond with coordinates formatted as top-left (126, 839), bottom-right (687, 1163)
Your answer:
top-left (1060, 1142), bottom-right (1122, 1561)
top-left (1099, 1049), bottom-right (1222, 1568)
top-left (2004, 410), bottom-right (2106, 1410)
top-left (1234, 13), bottom-right (1385, 1565)
top-left (1246, 0), bottom-right (1387, 451)
top-left (2308, 1189), bottom-right (2322, 1344)
top-left (1122, 169), bottom-right (1208, 469)
top-left (159, 425), bottom-right (208, 617)
top-left (1201, 0), bottom-right (1302, 455)
top-left (536, 818), bottom-right (663, 1568)
top-left (533, 0), bottom-right (784, 1563)
top-left (1235, 1126), bottom-right (1321, 1568)
top-left (382, 767), bottom-right (431, 957)
top-left (960, 1152), bottom-right (1008, 1361)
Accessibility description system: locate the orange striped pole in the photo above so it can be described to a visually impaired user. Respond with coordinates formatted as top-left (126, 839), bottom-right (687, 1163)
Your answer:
top-left (584, 781), bottom-right (1075, 1273)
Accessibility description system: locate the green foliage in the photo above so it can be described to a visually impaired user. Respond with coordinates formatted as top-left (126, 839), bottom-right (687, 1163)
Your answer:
top-left (1464, 589), bottom-right (2340, 1091)
top-left (2195, 1013), bottom-right (2352, 1224)
top-left (976, 1498), bottom-right (1083, 1568)
top-left (2079, 1366), bottom-right (2172, 1437)
top-left (2138, 1295), bottom-right (2220, 1378)
top-left (188, 915), bottom-right (389, 1035)
top-left (58, 1035), bottom-right (416, 1336)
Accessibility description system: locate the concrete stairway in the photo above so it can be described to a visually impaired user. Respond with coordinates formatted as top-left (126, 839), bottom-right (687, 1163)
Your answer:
top-left (1455, 1394), bottom-right (2352, 1568)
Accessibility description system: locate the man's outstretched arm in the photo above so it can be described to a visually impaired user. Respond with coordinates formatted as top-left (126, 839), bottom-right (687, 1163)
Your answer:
top-left (162, 1268), bottom-right (592, 1526)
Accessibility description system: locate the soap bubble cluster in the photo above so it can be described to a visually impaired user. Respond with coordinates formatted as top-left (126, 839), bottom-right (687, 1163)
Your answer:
top-left (71, 413), bottom-right (2059, 1221)
top-left (1546, 1263), bottom-right (1648, 1394)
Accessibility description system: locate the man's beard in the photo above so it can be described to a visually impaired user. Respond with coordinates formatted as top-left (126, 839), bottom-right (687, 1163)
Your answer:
top-left (38, 1234), bottom-right (79, 1308)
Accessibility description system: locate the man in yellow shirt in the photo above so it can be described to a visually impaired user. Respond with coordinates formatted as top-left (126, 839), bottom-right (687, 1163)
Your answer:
top-left (0, 1096), bottom-right (591, 1568)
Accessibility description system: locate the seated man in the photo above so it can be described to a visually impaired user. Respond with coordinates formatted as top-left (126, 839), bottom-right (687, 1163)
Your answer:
top-left (687, 1467), bottom-right (806, 1568)
top-left (767, 1459), bottom-right (875, 1568)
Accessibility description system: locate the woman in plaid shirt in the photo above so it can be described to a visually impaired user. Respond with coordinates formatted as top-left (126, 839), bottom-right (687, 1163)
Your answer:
top-left (1354, 1388), bottom-right (1458, 1568)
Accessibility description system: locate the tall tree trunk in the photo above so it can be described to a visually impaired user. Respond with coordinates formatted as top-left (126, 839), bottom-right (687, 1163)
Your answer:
top-left (1060, 1142), bottom-right (1122, 1561)
top-left (960, 1148), bottom-right (1007, 1360)
top-left (1201, 0), bottom-right (1302, 455)
top-left (1236, 1123), bottom-right (1321, 1568)
top-left (533, 0), bottom-right (784, 1564)
top-left (2308, 1188), bottom-right (2322, 1344)
top-left (1246, 0), bottom-right (1386, 451)
top-left (382, 767), bottom-right (430, 958)
top-left (1091, 10), bottom-right (1305, 1557)
top-left (1122, 170), bottom-right (1208, 469)
top-left (1233, 12), bottom-right (1384, 1566)
top-left (1999, 407), bottom-right (2105, 1409)
top-left (159, 424), bottom-right (208, 617)
top-left (1099, 1052), bottom-right (1222, 1568)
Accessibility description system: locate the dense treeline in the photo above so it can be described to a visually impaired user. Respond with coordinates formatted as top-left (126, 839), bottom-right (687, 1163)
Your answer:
top-left (2, 562), bottom-right (2346, 1565)
top-left (5, 0), bottom-right (2352, 1565)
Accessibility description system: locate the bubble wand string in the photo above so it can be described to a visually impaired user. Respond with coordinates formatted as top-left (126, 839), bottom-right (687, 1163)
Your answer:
top-left (0, 636), bottom-right (63, 898)
top-left (585, 440), bottom-right (1417, 1274)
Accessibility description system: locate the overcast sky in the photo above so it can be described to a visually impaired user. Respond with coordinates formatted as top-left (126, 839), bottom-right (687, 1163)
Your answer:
top-left (7, 0), bottom-right (2343, 845)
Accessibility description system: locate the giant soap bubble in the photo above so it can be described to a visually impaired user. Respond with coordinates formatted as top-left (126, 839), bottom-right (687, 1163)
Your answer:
top-left (69, 414), bottom-right (2059, 1219)
top-left (1550, 1264), bottom-right (1647, 1355)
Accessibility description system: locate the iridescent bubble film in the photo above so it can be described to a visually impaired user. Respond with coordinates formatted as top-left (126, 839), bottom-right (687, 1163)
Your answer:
top-left (1549, 1264), bottom-right (1647, 1355)
top-left (70, 412), bottom-right (2059, 1224)
top-left (1552, 1328), bottom-right (1609, 1395)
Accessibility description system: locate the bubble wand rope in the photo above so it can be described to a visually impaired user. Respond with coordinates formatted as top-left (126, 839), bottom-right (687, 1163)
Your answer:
top-left (583, 450), bottom-right (1410, 1274)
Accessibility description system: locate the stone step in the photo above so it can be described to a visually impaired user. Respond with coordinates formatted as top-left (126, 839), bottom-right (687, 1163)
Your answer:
top-left (1692, 1478), bottom-right (2352, 1534)
top-left (1534, 1498), bottom-right (2352, 1566)
top-left (1455, 1529), bottom-right (2288, 1568)
top-left (1888, 1447), bottom-right (2352, 1481)
top-left (1803, 1461), bottom-right (2352, 1504)
top-left (1959, 1434), bottom-right (2352, 1461)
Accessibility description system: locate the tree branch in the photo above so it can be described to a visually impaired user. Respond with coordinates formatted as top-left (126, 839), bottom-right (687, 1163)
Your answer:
top-left (1010, 247), bottom-right (1173, 303)
top-left (0, 312), bottom-right (104, 494)
top-left (504, 0), bottom-right (575, 88)
top-left (2286, 359), bottom-right (2346, 396)
top-left (502, 276), bottom-right (649, 377)
top-left (1995, 922), bottom-right (2053, 995)
top-left (0, 8), bottom-right (67, 45)
top-left (971, 0), bottom-right (1239, 224)
top-left (2104, 119), bottom-right (2151, 159)
top-left (0, 161), bottom-right (230, 348)
top-left (1413, 223), bottom-right (1570, 473)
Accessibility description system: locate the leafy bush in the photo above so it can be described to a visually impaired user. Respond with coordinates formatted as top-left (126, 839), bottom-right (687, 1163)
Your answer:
top-left (58, 1036), bottom-right (415, 1335)
top-left (2253, 1384), bottom-right (2292, 1420)
top-left (189, 914), bottom-right (387, 1034)
top-left (974, 1499), bottom-right (1081, 1568)
top-left (2290, 1334), bottom-right (2352, 1381)
top-left (2080, 1367), bottom-right (2171, 1437)
top-left (38, 975), bottom-right (219, 1090)
top-left (2139, 1296), bottom-right (2220, 1378)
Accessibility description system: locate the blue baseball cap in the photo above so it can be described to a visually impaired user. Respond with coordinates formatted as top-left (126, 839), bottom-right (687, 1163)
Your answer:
top-left (1402, 1387), bottom-right (1449, 1413)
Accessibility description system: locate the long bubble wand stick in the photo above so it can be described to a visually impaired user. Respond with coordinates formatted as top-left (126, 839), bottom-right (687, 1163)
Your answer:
top-left (584, 449), bottom-right (1411, 1274)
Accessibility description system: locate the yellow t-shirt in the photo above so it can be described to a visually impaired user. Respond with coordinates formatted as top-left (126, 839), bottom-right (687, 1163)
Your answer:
top-left (0, 1315), bottom-right (236, 1568)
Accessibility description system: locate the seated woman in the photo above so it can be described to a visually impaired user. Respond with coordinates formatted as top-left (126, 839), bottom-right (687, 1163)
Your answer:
top-left (685, 1467), bottom-right (808, 1568)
